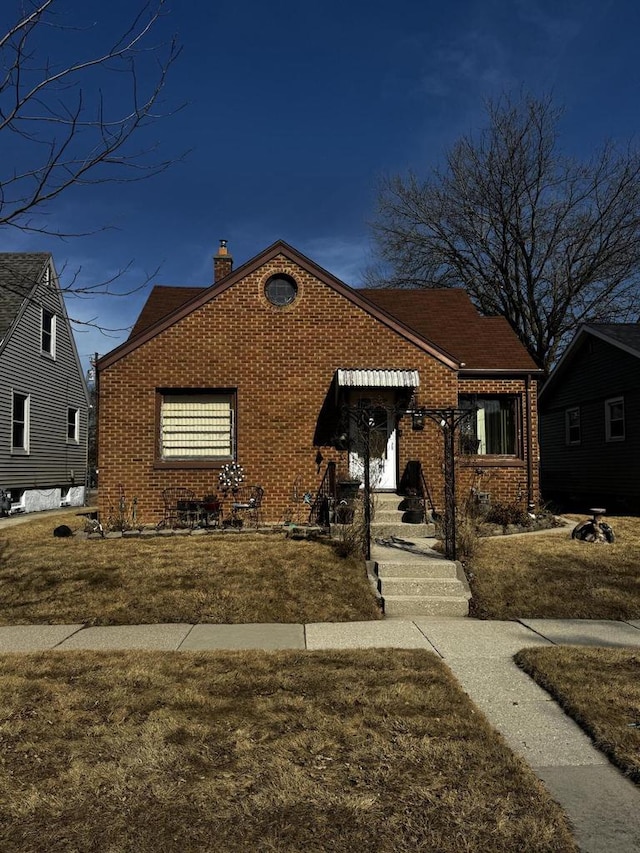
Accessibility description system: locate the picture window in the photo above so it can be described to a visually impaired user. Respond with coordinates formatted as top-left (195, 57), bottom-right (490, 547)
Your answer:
top-left (459, 395), bottom-right (520, 456)
top-left (160, 392), bottom-right (234, 460)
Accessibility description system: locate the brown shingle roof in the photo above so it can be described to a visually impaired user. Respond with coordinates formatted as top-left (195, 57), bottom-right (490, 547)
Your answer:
top-left (128, 280), bottom-right (538, 372)
top-left (0, 253), bottom-right (50, 340)
top-left (363, 288), bottom-right (539, 371)
top-left (129, 285), bottom-right (204, 339)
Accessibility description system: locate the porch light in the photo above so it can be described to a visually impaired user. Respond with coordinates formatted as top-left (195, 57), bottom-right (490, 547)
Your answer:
top-left (411, 412), bottom-right (425, 431)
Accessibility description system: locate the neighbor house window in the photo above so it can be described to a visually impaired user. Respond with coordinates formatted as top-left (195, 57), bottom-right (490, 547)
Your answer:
top-left (12, 391), bottom-right (30, 452)
top-left (605, 397), bottom-right (625, 441)
top-left (565, 407), bottom-right (581, 445)
top-left (160, 392), bottom-right (234, 459)
top-left (41, 307), bottom-right (56, 356)
top-left (459, 395), bottom-right (519, 456)
top-left (67, 407), bottom-right (80, 443)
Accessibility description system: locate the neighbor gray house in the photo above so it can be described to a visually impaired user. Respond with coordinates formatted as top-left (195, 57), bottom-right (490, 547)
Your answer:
top-left (0, 253), bottom-right (89, 513)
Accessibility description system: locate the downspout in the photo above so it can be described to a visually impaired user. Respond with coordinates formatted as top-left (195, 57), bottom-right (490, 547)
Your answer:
top-left (525, 374), bottom-right (534, 508)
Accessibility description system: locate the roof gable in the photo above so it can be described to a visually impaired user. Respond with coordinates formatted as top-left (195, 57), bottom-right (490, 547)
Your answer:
top-left (540, 323), bottom-right (640, 402)
top-left (100, 241), bottom-right (463, 370)
top-left (100, 241), bottom-right (540, 374)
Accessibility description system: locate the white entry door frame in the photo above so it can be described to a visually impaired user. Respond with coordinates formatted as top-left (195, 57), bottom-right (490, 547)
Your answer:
top-left (348, 391), bottom-right (397, 490)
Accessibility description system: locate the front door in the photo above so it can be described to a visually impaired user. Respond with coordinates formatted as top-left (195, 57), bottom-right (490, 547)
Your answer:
top-left (348, 391), bottom-right (397, 490)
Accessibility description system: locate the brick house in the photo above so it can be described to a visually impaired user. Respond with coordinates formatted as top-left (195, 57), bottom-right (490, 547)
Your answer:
top-left (96, 240), bottom-right (542, 525)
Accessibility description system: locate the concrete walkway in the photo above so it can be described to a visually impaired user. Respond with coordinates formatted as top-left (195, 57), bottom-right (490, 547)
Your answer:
top-left (1, 616), bottom-right (639, 852)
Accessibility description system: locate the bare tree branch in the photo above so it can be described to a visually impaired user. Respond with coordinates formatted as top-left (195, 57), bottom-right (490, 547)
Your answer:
top-left (369, 92), bottom-right (640, 371)
top-left (0, 0), bottom-right (184, 237)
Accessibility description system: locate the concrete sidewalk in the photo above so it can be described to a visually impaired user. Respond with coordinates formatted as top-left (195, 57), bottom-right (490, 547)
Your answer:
top-left (1, 616), bottom-right (639, 852)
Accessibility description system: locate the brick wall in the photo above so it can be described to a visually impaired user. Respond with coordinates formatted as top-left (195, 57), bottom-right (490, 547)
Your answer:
top-left (98, 254), bottom-right (539, 524)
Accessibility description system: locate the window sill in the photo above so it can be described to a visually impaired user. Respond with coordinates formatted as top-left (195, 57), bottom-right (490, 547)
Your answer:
top-left (10, 449), bottom-right (30, 456)
top-left (154, 459), bottom-right (233, 470)
top-left (458, 456), bottom-right (525, 468)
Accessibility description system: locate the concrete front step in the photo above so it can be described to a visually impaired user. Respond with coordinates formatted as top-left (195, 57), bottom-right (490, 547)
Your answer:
top-left (371, 537), bottom-right (471, 617)
top-left (376, 560), bottom-right (460, 579)
top-left (375, 509), bottom-right (409, 523)
top-left (371, 522), bottom-right (436, 539)
top-left (380, 576), bottom-right (466, 597)
top-left (383, 595), bottom-right (470, 617)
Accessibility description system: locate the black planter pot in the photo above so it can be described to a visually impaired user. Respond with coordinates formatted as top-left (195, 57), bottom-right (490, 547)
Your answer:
top-left (402, 509), bottom-right (425, 524)
top-left (337, 481), bottom-right (361, 503)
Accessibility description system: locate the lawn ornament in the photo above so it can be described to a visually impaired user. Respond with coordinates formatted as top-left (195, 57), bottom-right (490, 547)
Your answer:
top-left (571, 508), bottom-right (615, 544)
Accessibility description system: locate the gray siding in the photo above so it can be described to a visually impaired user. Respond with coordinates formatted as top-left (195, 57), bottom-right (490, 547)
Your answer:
top-left (540, 335), bottom-right (640, 508)
top-left (0, 271), bottom-right (88, 492)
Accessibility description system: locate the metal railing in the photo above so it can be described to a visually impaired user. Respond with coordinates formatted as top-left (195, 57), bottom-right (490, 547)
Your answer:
top-left (309, 460), bottom-right (336, 527)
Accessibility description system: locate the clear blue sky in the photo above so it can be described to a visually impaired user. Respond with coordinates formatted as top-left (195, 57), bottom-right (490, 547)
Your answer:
top-left (3, 0), bottom-right (639, 372)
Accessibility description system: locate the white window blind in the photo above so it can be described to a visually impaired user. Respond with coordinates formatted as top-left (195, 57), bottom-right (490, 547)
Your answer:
top-left (161, 394), bottom-right (233, 458)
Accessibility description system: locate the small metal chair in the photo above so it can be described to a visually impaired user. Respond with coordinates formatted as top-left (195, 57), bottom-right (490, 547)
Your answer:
top-left (231, 485), bottom-right (264, 527)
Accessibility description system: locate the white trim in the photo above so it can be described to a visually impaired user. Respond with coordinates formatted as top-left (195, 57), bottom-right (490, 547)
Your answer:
top-left (565, 407), bottom-right (581, 445)
top-left (41, 306), bottom-right (56, 358)
top-left (67, 406), bottom-right (80, 443)
top-left (11, 390), bottom-right (30, 453)
top-left (605, 396), bottom-right (625, 442)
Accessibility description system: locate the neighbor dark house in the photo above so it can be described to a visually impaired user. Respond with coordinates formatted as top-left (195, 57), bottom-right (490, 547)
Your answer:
top-left (539, 323), bottom-right (640, 511)
top-left (0, 253), bottom-right (89, 513)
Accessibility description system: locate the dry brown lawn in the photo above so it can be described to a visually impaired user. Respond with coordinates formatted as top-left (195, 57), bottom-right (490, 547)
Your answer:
top-left (516, 646), bottom-right (640, 783)
top-left (0, 512), bottom-right (381, 625)
top-left (0, 648), bottom-right (577, 853)
top-left (467, 517), bottom-right (640, 620)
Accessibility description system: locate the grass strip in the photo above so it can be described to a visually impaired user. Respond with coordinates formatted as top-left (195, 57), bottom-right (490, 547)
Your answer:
top-left (0, 648), bottom-right (576, 852)
top-left (516, 646), bottom-right (640, 782)
top-left (0, 513), bottom-right (380, 625)
top-left (467, 516), bottom-right (640, 620)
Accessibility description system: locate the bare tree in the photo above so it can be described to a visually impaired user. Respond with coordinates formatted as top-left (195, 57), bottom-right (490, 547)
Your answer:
top-left (370, 93), bottom-right (640, 371)
top-left (1, 0), bottom-right (181, 239)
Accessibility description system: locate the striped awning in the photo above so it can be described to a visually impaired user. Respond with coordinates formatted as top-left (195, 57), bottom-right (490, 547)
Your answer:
top-left (336, 369), bottom-right (420, 388)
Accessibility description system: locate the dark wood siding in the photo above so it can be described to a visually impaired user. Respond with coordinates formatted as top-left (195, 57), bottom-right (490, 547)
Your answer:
top-left (0, 271), bottom-right (88, 492)
top-left (540, 335), bottom-right (640, 509)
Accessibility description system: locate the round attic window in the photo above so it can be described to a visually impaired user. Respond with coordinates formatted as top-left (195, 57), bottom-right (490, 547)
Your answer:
top-left (265, 274), bottom-right (298, 307)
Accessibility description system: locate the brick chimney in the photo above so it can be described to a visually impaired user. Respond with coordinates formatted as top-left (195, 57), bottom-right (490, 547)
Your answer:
top-left (213, 239), bottom-right (233, 282)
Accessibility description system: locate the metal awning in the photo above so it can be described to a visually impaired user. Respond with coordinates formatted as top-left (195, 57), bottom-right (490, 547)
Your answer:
top-left (336, 369), bottom-right (420, 388)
